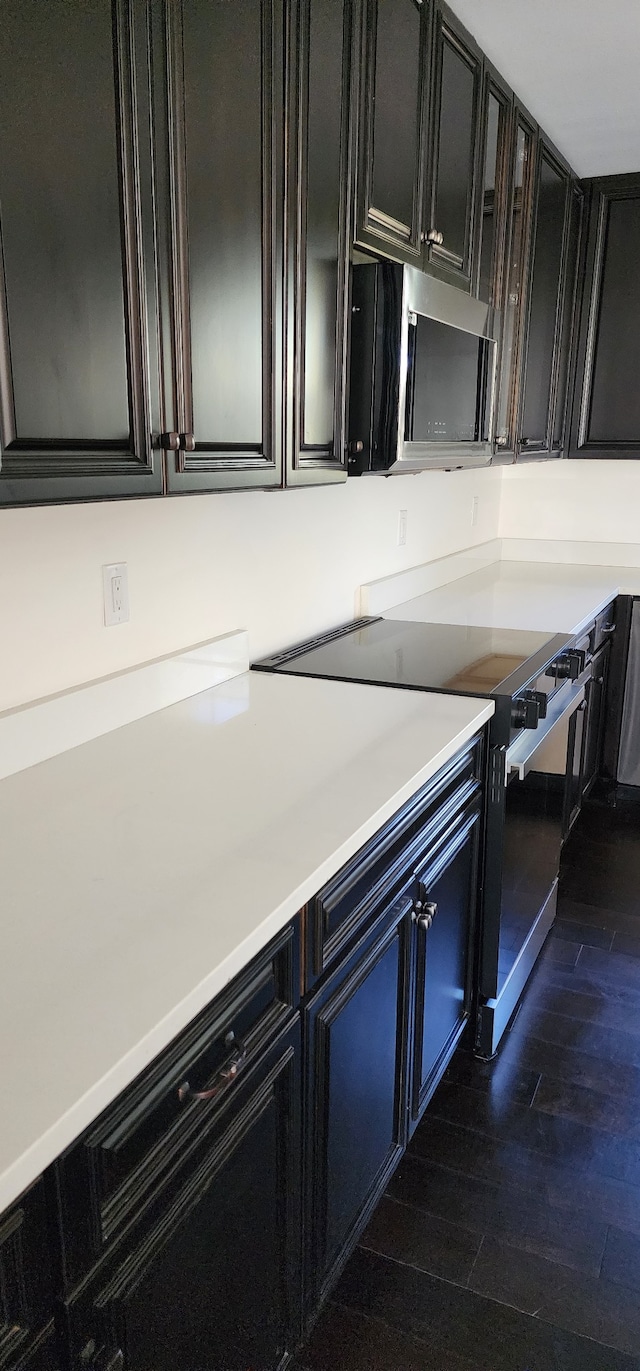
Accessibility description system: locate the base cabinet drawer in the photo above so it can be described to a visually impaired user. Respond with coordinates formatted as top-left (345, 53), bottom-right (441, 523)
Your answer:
top-left (62, 1019), bottom-right (303, 1371)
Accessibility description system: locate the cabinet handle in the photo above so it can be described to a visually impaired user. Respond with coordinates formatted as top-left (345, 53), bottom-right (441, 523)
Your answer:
top-left (412, 899), bottom-right (438, 933)
top-left (178, 1031), bottom-right (247, 1104)
top-left (180, 432), bottom-right (196, 452)
top-left (160, 432), bottom-right (180, 451)
top-left (423, 228), bottom-right (444, 246)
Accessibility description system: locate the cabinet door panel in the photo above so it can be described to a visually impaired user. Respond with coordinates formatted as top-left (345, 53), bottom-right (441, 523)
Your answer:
top-left (570, 177), bottom-right (640, 457)
top-left (552, 182), bottom-right (583, 451)
top-left (286, 0), bottom-right (354, 483)
top-left (0, 1179), bottom-right (57, 1370)
top-left (477, 80), bottom-right (511, 308)
top-left (306, 900), bottom-right (411, 1306)
top-left (582, 641), bottom-right (611, 798)
top-left (356, 0), bottom-right (428, 262)
top-left (410, 802), bottom-right (480, 1128)
top-left (519, 149), bottom-right (569, 454)
top-left (159, 0), bottom-right (284, 491)
top-left (427, 20), bottom-right (482, 288)
top-left (0, 0), bottom-right (161, 502)
top-left (495, 112), bottom-right (536, 456)
top-left (66, 1025), bottom-right (302, 1371)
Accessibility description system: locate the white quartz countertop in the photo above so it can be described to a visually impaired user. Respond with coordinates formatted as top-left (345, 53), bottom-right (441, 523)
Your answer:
top-left (384, 561), bottom-right (640, 636)
top-left (0, 669), bottom-right (492, 1213)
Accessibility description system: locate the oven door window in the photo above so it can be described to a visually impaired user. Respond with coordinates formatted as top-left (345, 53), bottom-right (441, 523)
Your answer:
top-left (405, 315), bottom-right (493, 444)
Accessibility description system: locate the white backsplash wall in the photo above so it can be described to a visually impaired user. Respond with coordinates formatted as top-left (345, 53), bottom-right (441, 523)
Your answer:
top-left (0, 467), bottom-right (502, 711)
top-left (500, 461), bottom-right (640, 544)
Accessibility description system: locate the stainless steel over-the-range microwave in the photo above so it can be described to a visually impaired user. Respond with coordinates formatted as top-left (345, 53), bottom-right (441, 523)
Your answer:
top-left (348, 262), bottom-right (499, 475)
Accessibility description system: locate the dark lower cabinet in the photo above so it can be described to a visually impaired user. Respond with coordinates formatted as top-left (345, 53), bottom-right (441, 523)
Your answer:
top-left (582, 639), bottom-right (612, 798)
top-left (0, 1179), bottom-right (61, 1371)
top-left (63, 1019), bottom-right (302, 1371)
top-left (409, 798), bottom-right (481, 1128)
top-left (3, 736), bottom-right (486, 1371)
top-left (304, 893), bottom-right (412, 1313)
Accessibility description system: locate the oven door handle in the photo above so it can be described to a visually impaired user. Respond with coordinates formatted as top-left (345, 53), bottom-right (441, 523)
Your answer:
top-left (506, 681), bottom-right (586, 781)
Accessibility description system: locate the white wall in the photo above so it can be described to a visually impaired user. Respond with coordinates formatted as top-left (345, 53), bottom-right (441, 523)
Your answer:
top-left (0, 467), bottom-right (502, 712)
top-left (500, 461), bottom-right (640, 543)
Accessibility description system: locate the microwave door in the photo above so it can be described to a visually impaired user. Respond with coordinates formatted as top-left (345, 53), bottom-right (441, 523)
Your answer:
top-left (400, 314), bottom-right (494, 469)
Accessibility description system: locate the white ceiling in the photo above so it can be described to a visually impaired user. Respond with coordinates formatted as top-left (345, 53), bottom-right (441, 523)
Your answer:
top-left (447, 0), bottom-right (640, 177)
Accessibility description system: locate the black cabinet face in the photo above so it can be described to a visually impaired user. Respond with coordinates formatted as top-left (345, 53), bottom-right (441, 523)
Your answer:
top-left (478, 92), bottom-right (501, 305)
top-left (520, 152), bottom-right (568, 450)
top-left (410, 805), bottom-right (479, 1124)
top-left (79, 1028), bottom-right (302, 1371)
top-left (495, 117), bottom-right (536, 453)
top-left (286, 0), bottom-right (352, 483)
top-left (587, 194), bottom-right (640, 445)
top-left (159, 0), bottom-right (284, 491)
top-left (306, 905), bottom-right (410, 1304)
top-left (0, 0), bottom-right (162, 502)
top-left (552, 184), bottom-right (582, 451)
top-left (356, 0), bottom-right (427, 261)
top-left (432, 37), bottom-right (477, 268)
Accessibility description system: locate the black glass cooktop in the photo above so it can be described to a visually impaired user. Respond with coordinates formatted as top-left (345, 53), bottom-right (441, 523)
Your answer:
top-left (254, 618), bottom-right (570, 699)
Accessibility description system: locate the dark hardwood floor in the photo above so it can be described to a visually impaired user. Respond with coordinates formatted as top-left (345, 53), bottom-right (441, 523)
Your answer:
top-left (297, 792), bottom-right (640, 1369)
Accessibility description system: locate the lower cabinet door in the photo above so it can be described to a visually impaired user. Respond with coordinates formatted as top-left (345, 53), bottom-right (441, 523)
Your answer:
top-left (582, 641), bottom-right (611, 798)
top-left (64, 1020), bottom-right (302, 1371)
top-left (305, 896), bottom-right (412, 1311)
top-left (410, 801), bottom-right (481, 1131)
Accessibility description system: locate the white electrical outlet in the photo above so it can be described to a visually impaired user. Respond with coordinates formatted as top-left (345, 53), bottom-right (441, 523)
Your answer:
top-left (102, 563), bottom-right (130, 627)
top-left (397, 509), bottom-right (408, 546)
top-left (471, 495), bottom-right (479, 527)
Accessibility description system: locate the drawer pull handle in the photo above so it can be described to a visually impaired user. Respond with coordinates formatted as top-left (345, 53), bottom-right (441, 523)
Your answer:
top-left (413, 899), bottom-right (438, 933)
top-left (178, 1031), bottom-right (247, 1104)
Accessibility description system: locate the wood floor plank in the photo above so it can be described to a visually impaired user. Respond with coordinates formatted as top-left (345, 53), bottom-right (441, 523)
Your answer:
top-left (359, 1194), bottom-right (481, 1284)
top-left (334, 1247), bottom-right (640, 1371)
top-left (296, 1303), bottom-right (482, 1371)
top-left (601, 1226), bottom-right (640, 1293)
top-left (469, 1235), bottom-right (640, 1357)
top-left (387, 1153), bottom-right (608, 1276)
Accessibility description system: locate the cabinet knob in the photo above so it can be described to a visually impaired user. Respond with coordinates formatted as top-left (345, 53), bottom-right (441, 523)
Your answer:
top-left (180, 432), bottom-right (196, 452)
top-left (413, 899), bottom-right (438, 932)
top-left (423, 228), bottom-right (444, 246)
top-left (160, 432), bottom-right (180, 451)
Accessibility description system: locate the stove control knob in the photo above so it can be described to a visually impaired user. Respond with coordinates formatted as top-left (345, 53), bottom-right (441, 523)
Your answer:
top-left (523, 688), bottom-right (548, 720)
top-left (553, 649), bottom-right (585, 682)
top-left (511, 695), bottom-right (540, 730)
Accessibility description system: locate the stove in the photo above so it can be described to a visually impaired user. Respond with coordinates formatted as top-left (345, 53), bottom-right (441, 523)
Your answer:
top-left (253, 615), bottom-right (593, 1056)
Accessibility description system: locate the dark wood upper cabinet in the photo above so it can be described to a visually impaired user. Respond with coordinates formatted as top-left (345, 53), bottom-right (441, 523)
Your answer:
top-left (494, 108), bottom-right (537, 457)
top-left (355, 0), bottom-right (430, 263)
top-left (153, 0), bottom-right (285, 493)
top-left (0, 0), bottom-right (162, 505)
top-left (518, 144), bottom-right (571, 456)
top-left (425, 5), bottom-right (483, 290)
top-left (551, 181), bottom-right (583, 452)
top-left (285, 0), bottom-right (357, 485)
top-left (476, 70), bottom-right (513, 309)
top-left (569, 174), bottom-right (640, 459)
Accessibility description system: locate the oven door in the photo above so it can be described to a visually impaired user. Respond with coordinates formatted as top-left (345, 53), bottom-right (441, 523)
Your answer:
top-left (478, 683), bottom-right (585, 1055)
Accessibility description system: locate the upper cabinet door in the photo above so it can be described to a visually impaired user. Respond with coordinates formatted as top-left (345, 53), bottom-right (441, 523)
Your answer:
top-left (569, 175), bottom-right (640, 459)
top-left (355, 0), bottom-right (430, 263)
top-left (285, 0), bottom-right (357, 485)
top-left (494, 109), bottom-right (537, 458)
top-left (518, 144), bottom-right (571, 457)
top-left (425, 5), bottom-right (483, 290)
top-left (551, 182), bottom-right (583, 452)
top-left (0, 0), bottom-right (162, 505)
top-left (155, 0), bottom-right (285, 492)
top-left (476, 70), bottom-right (513, 309)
